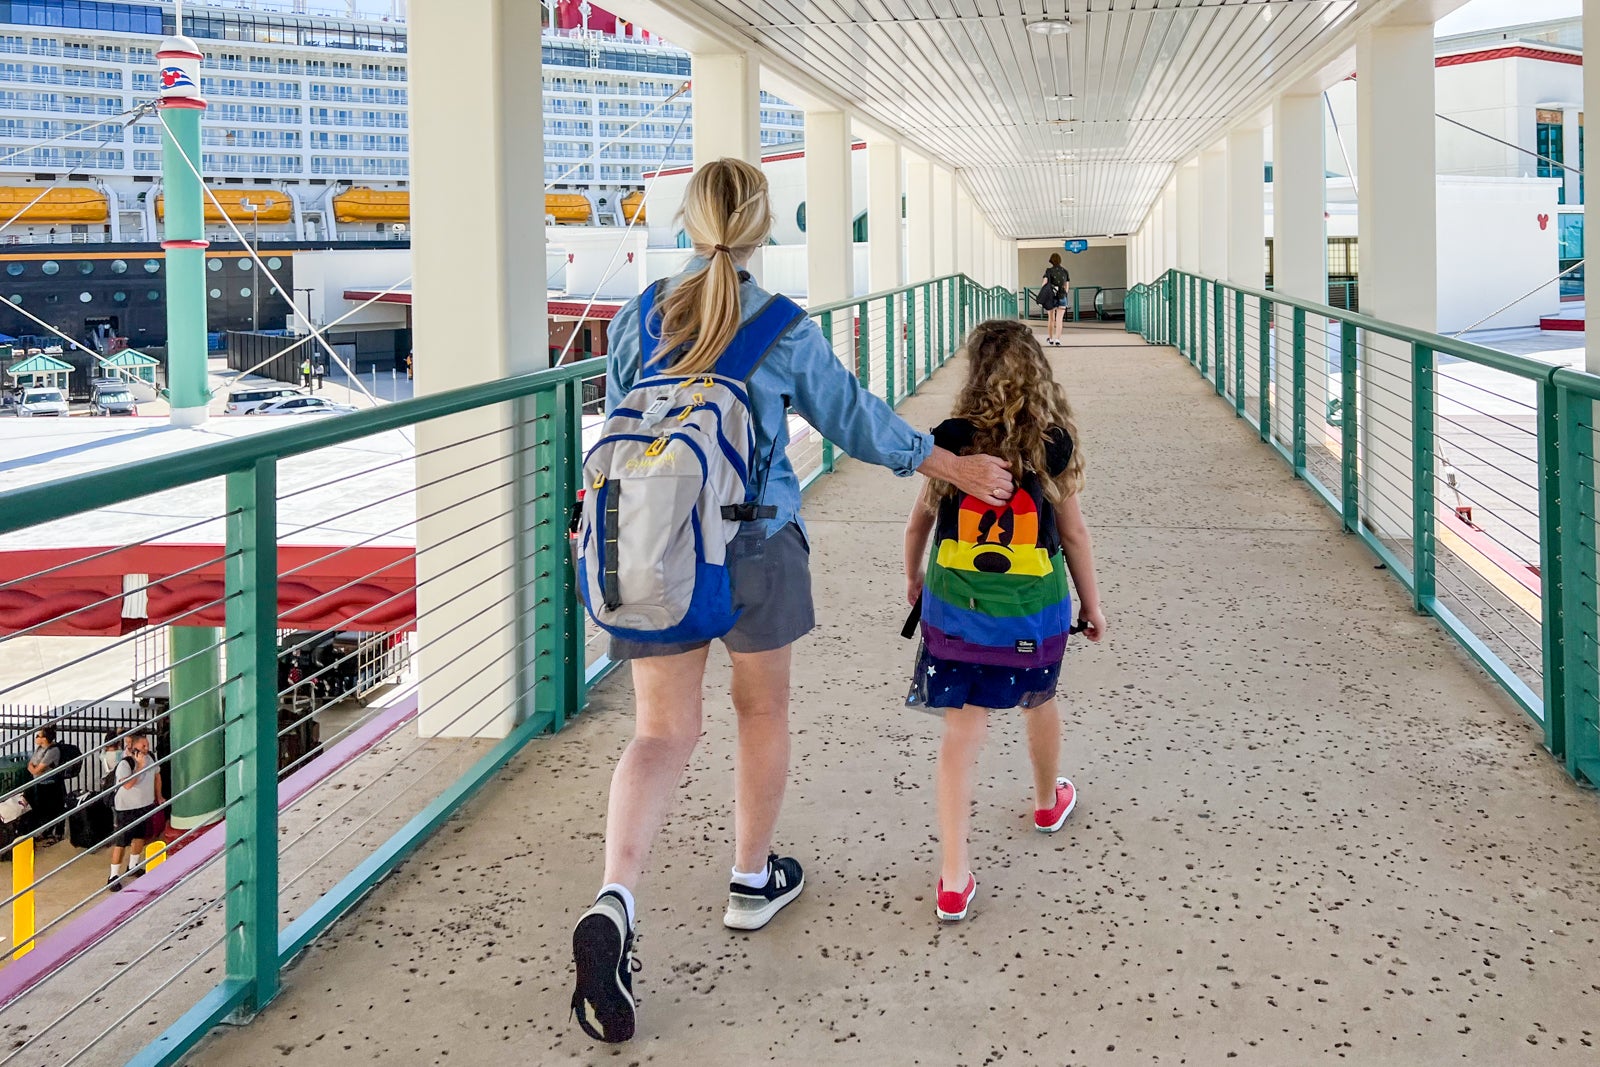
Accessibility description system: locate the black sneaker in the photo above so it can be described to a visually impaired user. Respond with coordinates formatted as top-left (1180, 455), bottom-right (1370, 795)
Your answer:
top-left (722, 854), bottom-right (804, 931)
top-left (571, 891), bottom-right (637, 1043)
top-left (106, 875), bottom-right (122, 893)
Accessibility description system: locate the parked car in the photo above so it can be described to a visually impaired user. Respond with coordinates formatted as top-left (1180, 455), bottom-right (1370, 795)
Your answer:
top-left (225, 384), bottom-right (305, 415)
top-left (91, 381), bottom-right (138, 416)
top-left (252, 395), bottom-right (358, 417)
top-left (17, 388), bottom-right (69, 417)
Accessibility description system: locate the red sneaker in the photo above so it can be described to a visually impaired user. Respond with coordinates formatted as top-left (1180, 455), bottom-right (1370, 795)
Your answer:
top-left (935, 874), bottom-right (976, 922)
top-left (1034, 777), bottom-right (1077, 833)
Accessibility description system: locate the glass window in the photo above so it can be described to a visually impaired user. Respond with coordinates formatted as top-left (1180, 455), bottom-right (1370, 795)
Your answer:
top-left (77, 260), bottom-right (92, 274)
top-left (78, 291), bottom-right (90, 302)
top-left (110, 258), bottom-right (126, 273)
top-left (146, 289), bottom-right (159, 301)
top-left (40, 260), bottom-right (58, 275)
top-left (209, 287), bottom-right (221, 298)
top-left (239, 287), bottom-right (251, 298)
top-left (1537, 112), bottom-right (1566, 205)
top-left (266, 256), bottom-right (282, 269)
top-left (143, 258), bottom-right (160, 273)
top-left (5, 263), bottom-right (22, 277)
top-left (208, 258), bottom-right (221, 271)
top-left (8, 294), bottom-right (20, 305)
top-left (238, 258), bottom-right (251, 271)
top-left (112, 290), bottom-right (126, 302)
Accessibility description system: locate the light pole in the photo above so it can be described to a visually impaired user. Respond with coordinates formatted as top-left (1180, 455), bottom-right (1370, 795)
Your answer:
top-left (293, 287), bottom-right (315, 334)
top-left (240, 196), bottom-right (260, 330)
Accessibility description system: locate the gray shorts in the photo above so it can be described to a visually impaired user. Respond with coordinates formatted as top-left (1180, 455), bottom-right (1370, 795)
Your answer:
top-left (607, 522), bottom-right (815, 660)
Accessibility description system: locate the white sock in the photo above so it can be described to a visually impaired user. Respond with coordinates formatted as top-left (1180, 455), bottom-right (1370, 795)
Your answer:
top-left (731, 863), bottom-right (770, 890)
top-left (109, 862), bottom-right (123, 878)
top-left (598, 883), bottom-right (635, 929)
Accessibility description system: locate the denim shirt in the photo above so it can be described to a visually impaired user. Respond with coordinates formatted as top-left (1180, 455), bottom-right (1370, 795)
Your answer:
top-left (606, 261), bottom-right (934, 539)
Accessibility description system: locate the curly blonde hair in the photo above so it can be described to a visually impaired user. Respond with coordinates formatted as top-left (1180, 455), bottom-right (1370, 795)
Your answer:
top-left (927, 319), bottom-right (1085, 505)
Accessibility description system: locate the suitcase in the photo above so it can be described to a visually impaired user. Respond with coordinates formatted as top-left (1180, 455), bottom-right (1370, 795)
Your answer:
top-left (68, 793), bottom-right (113, 851)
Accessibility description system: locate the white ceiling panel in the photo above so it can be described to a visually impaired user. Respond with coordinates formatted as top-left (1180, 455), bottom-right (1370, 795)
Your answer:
top-left (615, 1), bottom-right (1463, 238)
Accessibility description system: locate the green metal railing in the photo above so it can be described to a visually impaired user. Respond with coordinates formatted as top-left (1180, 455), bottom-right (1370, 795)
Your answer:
top-left (0, 272), bottom-right (1013, 1065)
top-left (1126, 270), bottom-right (1599, 788)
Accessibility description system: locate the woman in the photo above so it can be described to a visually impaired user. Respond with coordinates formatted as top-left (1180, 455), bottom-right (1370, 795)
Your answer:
top-left (1041, 252), bottom-right (1071, 346)
top-left (571, 158), bottom-right (1014, 1044)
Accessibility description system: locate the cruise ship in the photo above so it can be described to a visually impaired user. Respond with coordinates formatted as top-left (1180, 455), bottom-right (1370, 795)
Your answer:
top-left (0, 0), bottom-right (804, 355)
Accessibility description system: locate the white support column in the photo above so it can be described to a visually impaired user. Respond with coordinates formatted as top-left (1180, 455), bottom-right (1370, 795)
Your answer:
top-left (1177, 163), bottom-right (1201, 272)
top-left (1358, 21), bottom-right (1437, 534)
top-left (804, 109), bottom-right (852, 306)
top-left (1273, 92), bottom-right (1328, 448)
top-left (955, 186), bottom-right (974, 277)
top-left (1162, 180), bottom-right (1180, 275)
top-left (1227, 126), bottom-right (1266, 288)
top-left (1588, 0), bottom-right (1600, 372)
top-left (932, 166), bottom-right (956, 275)
top-left (1151, 196), bottom-right (1167, 278)
top-left (411, 0), bottom-right (545, 738)
top-left (906, 154), bottom-right (934, 282)
top-left (866, 138), bottom-right (903, 291)
top-left (1199, 146), bottom-right (1228, 279)
top-left (690, 52), bottom-right (761, 165)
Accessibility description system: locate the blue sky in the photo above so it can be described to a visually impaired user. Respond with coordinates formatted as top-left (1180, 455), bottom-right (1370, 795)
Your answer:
top-left (1436, 0), bottom-right (1580, 36)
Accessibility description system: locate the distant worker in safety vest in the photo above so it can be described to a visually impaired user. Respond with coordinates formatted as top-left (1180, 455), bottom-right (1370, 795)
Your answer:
top-left (300, 358), bottom-right (312, 388)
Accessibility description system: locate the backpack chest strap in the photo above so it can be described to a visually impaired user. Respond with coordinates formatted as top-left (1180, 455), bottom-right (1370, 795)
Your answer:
top-left (639, 282), bottom-right (805, 383)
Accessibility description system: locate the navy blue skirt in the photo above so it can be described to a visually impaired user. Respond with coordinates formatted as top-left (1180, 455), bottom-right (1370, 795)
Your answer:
top-left (905, 639), bottom-right (1062, 712)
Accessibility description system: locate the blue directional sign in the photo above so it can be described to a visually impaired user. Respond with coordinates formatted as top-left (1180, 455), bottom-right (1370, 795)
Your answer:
top-left (1063, 239), bottom-right (1090, 254)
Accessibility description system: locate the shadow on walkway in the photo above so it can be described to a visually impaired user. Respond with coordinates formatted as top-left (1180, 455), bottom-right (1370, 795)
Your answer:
top-left (191, 329), bottom-right (1600, 1066)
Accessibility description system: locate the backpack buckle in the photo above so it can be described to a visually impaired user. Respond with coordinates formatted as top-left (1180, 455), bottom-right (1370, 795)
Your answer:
top-left (644, 437), bottom-right (668, 457)
top-left (720, 503), bottom-right (778, 522)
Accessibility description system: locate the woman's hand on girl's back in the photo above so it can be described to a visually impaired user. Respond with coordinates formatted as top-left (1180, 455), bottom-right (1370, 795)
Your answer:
top-left (917, 446), bottom-right (1013, 507)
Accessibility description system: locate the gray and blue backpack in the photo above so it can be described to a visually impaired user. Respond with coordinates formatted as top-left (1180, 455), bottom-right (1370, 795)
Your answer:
top-left (576, 281), bottom-right (805, 644)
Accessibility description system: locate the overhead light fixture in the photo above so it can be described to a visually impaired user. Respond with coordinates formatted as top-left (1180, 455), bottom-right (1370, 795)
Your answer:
top-left (1027, 17), bottom-right (1072, 37)
top-left (1044, 94), bottom-right (1074, 102)
top-left (1060, 197), bottom-right (1076, 203)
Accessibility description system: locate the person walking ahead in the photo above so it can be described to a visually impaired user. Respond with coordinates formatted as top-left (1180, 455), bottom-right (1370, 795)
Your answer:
top-left (1041, 253), bottom-right (1071, 346)
top-left (903, 319), bottom-right (1107, 923)
top-left (569, 157), bottom-right (1015, 1044)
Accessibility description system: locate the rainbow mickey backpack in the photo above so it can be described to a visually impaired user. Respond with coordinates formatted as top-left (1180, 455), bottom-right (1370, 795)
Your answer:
top-left (920, 473), bottom-right (1074, 668)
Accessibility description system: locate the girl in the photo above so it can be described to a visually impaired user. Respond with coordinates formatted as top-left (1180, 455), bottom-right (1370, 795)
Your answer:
top-left (570, 158), bottom-right (1015, 1043)
top-left (1042, 253), bottom-right (1071, 346)
top-left (903, 319), bottom-right (1106, 922)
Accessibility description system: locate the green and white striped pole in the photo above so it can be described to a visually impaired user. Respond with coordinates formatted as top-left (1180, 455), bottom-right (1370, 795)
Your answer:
top-left (158, 14), bottom-right (227, 831)
top-left (157, 24), bottom-right (210, 428)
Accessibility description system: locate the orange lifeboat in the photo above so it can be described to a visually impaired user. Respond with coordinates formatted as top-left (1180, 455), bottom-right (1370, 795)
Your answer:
top-left (0, 186), bottom-right (108, 224)
top-left (332, 187), bottom-right (410, 224)
top-left (156, 188), bottom-right (294, 224)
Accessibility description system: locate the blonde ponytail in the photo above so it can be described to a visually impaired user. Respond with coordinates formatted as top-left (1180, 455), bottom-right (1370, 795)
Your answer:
top-left (651, 158), bottom-right (774, 376)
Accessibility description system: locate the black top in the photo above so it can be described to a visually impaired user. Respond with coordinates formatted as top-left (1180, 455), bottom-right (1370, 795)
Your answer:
top-left (930, 418), bottom-right (1074, 555)
top-left (1043, 265), bottom-right (1070, 288)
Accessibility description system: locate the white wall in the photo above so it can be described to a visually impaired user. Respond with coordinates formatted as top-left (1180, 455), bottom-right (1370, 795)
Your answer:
top-left (1436, 176), bottom-right (1561, 332)
top-left (645, 146), bottom-right (873, 252)
top-left (1017, 242), bottom-right (1127, 292)
top-left (1322, 55), bottom-right (1584, 185)
top-left (290, 248), bottom-right (410, 329)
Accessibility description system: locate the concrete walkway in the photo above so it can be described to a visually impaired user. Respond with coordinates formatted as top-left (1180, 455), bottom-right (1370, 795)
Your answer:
top-left (190, 326), bottom-right (1600, 1066)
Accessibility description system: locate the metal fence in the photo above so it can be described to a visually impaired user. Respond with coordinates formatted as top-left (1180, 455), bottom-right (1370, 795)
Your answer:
top-left (1127, 270), bottom-right (1598, 788)
top-left (0, 272), bottom-right (1013, 1066)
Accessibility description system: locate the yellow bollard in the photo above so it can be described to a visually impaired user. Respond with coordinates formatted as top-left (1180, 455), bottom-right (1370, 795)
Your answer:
top-left (143, 839), bottom-right (167, 873)
top-left (11, 836), bottom-right (34, 960)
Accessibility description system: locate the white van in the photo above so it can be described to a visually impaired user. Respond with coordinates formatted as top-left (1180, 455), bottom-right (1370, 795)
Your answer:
top-left (225, 384), bottom-right (305, 415)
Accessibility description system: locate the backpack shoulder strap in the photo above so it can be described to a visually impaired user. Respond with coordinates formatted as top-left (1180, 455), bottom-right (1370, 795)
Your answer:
top-left (636, 280), bottom-right (670, 373)
top-left (714, 294), bottom-right (806, 383)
